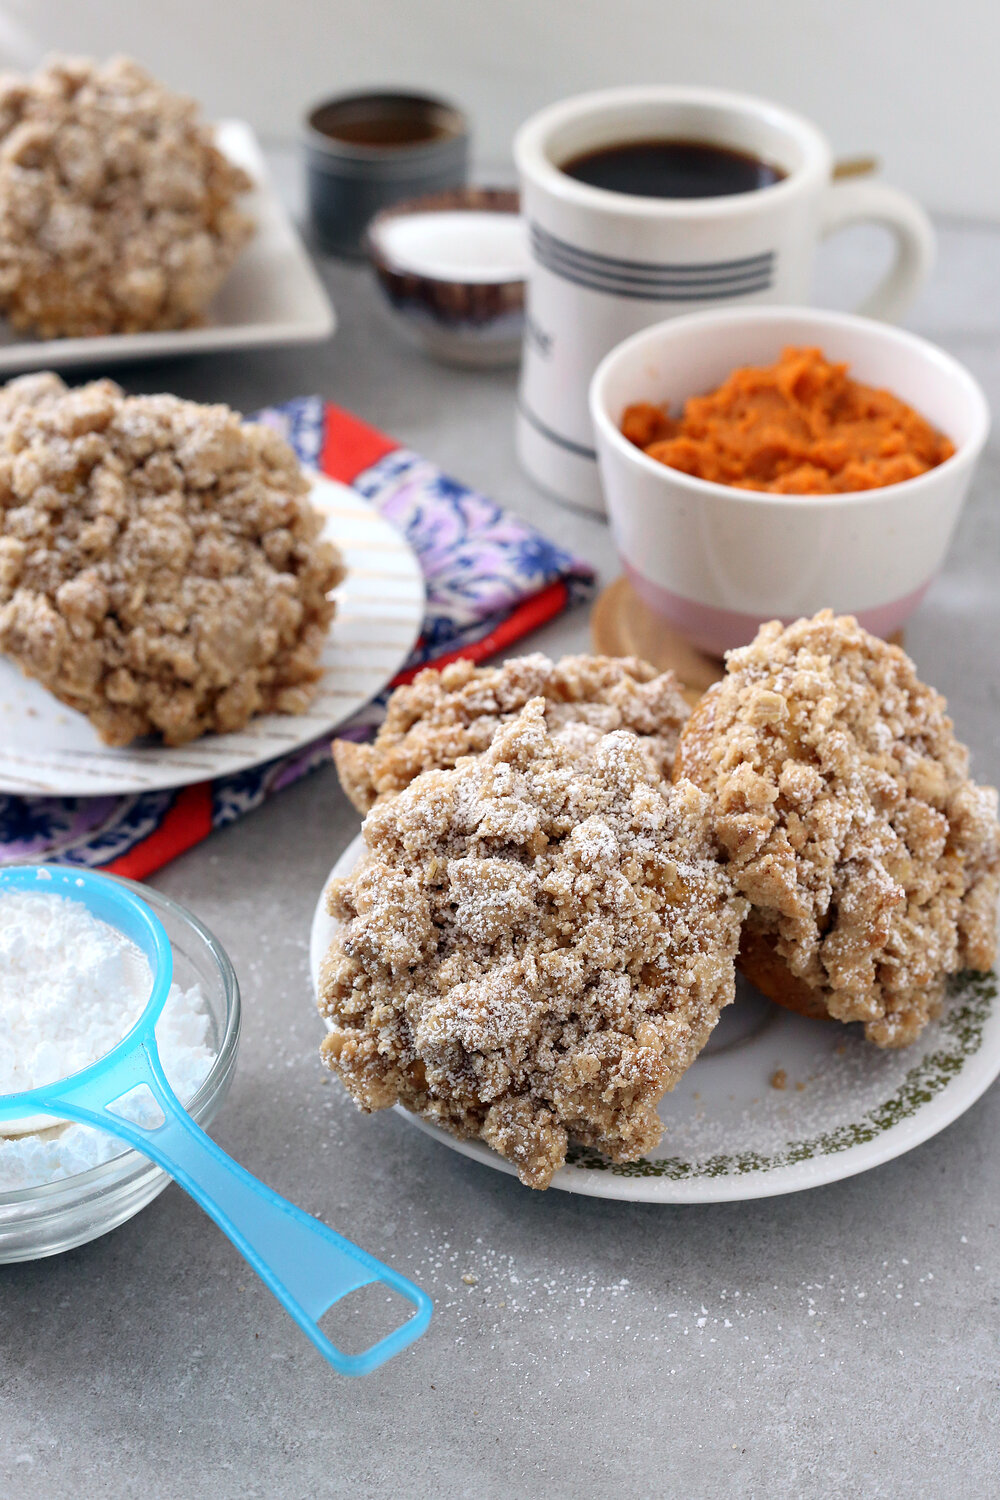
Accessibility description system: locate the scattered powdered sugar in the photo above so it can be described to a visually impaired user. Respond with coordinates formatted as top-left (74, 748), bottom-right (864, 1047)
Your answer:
top-left (393, 1229), bottom-right (984, 1381)
top-left (388, 1193), bottom-right (987, 1370)
top-left (0, 889), bottom-right (216, 1191)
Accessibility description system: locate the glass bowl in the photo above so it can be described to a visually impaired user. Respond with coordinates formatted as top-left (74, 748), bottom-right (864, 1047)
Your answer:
top-left (0, 876), bottom-right (240, 1263)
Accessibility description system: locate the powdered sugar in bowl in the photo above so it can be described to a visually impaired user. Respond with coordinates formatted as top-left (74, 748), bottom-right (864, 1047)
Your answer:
top-left (0, 876), bottom-right (240, 1262)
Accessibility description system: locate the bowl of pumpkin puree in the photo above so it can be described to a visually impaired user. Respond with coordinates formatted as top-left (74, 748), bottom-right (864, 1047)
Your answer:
top-left (590, 307), bottom-right (989, 655)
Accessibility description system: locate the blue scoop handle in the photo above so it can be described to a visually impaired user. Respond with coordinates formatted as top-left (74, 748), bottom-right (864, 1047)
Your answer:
top-left (0, 865), bottom-right (430, 1378)
top-left (16, 1040), bottom-right (430, 1376)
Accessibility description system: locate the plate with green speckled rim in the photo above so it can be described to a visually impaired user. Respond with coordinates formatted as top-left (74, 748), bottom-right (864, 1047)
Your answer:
top-left (310, 833), bottom-right (1000, 1202)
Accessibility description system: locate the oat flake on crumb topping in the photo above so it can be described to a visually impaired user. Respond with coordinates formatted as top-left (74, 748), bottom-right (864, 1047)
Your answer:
top-left (676, 610), bottom-right (1000, 1048)
top-left (333, 651), bottom-right (691, 813)
top-left (319, 698), bottom-right (746, 1189)
top-left (0, 55), bottom-right (253, 338)
top-left (0, 372), bottom-right (345, 746)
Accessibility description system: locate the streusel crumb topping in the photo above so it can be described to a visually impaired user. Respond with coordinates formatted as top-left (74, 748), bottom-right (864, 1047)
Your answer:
top-left (319, 699), bottom-right (745, 1188)
top-left (0, 54), bottom-right (253, 337)
top-left (676, 611), bottom-right (1000, 1047)
top-left (333, 652), bottom-right (691, 813)
top-left (0, 373), bottom-right (345, 746)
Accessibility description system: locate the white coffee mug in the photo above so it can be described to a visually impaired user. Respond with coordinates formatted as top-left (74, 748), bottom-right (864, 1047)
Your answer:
top-left (514, 86), bottom-right (935, 514)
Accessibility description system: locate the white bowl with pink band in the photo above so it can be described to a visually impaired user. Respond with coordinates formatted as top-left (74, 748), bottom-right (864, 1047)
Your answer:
top-left (589, 306), bottom-right (989, 656)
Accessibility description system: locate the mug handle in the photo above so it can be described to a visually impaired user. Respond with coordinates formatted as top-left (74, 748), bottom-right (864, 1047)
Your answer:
top-left (819, 178), bottom-right (935, 322)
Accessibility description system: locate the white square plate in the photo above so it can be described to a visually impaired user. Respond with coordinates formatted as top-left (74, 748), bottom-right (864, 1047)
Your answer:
top-left (0, 120), bottom-right (335, 372)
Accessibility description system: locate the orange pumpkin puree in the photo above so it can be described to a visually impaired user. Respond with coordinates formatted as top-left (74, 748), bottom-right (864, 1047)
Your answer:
top-left (621, 346), bottom-right (955, 494)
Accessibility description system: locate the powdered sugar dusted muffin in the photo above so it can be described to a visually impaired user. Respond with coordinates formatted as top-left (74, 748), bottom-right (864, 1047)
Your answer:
top-left (319, 698), bottom-right (746, 1188)
top-left (0, 373), bottom-right (345, 746)
top-left (676, 611), bottom-right (1000, 1047)
top-left (0, 55), bottom-right (253, 337)
top-left (333, 651), bottom-right (691, 813)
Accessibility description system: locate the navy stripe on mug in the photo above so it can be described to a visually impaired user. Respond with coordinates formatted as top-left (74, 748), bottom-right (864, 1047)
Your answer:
top-left (531, 224), bottom-right (775, 276)
top-left (535, 235), bottom-right (774, 287)
top-left (518, 400), bottom-right (598, 462)
top-left (530, 223), bottom-right (775, 301)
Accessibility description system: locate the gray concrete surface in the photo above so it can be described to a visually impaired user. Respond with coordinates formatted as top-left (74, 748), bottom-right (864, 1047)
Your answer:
top-left (2, 157), bottom-right (999, 1499)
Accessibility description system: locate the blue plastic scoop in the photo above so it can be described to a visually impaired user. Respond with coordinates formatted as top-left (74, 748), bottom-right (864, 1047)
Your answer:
top-left (0, 865), bottom-right (432, 1376)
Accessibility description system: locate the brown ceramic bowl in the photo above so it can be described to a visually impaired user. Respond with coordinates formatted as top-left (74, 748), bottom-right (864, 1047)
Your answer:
top-left (366, 188), bottom-right (528, 367)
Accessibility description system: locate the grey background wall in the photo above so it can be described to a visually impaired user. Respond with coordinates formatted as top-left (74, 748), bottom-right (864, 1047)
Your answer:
top-left (0, 0), bottom-right (992, 218)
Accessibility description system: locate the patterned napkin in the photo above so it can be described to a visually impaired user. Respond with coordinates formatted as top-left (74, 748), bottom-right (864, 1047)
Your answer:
top-left (0, 397), bottom-right (594, 876)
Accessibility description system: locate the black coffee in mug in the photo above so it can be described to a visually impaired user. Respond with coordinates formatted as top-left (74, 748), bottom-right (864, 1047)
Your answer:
top-left (561, 138), bottom-right (785, 199)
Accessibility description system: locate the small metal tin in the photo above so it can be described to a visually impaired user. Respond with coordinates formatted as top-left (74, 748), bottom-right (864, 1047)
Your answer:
top-left (303, 90), bottom-right (469, 258)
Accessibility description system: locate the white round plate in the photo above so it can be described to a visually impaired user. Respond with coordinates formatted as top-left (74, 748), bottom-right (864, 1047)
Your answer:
top-left (310, 834), bottom-right (1000, 1202)
top-left (0, 475), bottom-right (424, 796)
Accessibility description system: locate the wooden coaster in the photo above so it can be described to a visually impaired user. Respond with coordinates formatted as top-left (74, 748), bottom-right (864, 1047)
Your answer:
top-left (591, 575), bottom-right (903, 705)
top-left (591, 576), bottom-right (723, 705)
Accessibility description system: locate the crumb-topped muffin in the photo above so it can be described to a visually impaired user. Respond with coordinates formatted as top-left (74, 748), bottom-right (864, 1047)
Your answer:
top-left (333, 651), bottom-right (691, 813)
top-left (676, 611), bottom-right (1000, 1047)
top-left (319, 698), bottom-right (746, 1188)
top-left (0, 373), bottom-right (344, 746)
top-left (0, 55), bottom-right (253, 337)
